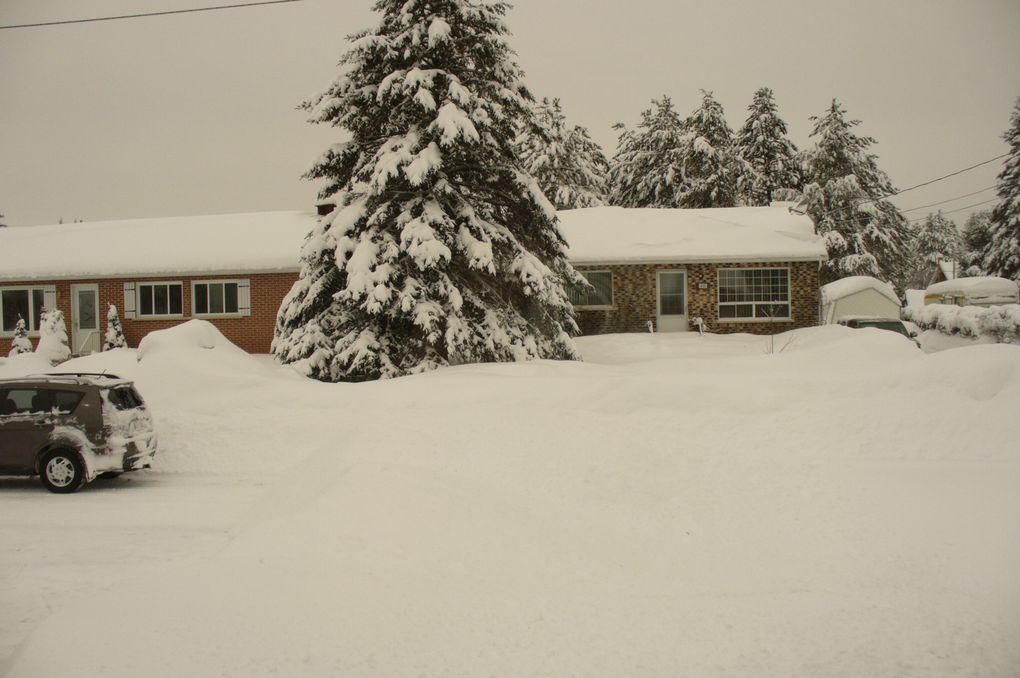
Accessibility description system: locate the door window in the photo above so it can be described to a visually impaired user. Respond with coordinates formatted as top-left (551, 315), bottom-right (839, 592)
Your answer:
top-left (659, 272), bottom-right (686, 316)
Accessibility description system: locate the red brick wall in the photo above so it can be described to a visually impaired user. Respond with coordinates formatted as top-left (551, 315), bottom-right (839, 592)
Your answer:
top-left (1, 272), bottom-right (299, 356)
top-left (574, 261), bottom-right (820, 335)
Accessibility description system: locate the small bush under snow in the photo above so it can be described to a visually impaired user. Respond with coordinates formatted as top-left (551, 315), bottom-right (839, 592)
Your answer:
top-left (903, 303), bottom-right (1020, 344)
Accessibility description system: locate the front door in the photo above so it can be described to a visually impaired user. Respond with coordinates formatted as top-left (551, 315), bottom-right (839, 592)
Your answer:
top-left (71, 284), bottom-right (100, 355)
top-left (656, 270), bottom-right (688, 332)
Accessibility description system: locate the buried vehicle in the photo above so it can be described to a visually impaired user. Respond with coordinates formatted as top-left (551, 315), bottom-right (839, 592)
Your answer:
top-left (837, 316), bottom-right (921, 347)
top-left (0, 373), bottom-right (157, 493)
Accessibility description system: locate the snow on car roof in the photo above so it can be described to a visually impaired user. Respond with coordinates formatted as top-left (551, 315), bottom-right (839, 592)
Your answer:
top-left (925, 276), bottom-right (1019, 299)
top-left (557, 204), bottom-right (826, 264)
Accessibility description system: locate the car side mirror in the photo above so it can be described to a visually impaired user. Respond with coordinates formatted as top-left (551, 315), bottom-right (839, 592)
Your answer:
top-left (909, 331), bottom-right (918, 338)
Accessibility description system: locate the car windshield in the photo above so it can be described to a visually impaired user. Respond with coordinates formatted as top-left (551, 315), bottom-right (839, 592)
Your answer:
top-left (857, 321), bottom-right (910, 337)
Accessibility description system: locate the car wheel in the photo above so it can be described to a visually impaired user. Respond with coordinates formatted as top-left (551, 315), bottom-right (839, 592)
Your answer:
top-left (40, 449), bottom-right (86, 494)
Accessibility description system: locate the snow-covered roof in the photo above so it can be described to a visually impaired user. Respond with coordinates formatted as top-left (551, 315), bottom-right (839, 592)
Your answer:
top-left (820, 276), bottom-right (900, 305)
top-left (0, 211), bottom-right (316, 280)
top-left (0, 204), bottom-right (826, 281)
top-left (925, 276), bottom-right (1019, 301)
top-left (558, 204), bottom-right (826, 264)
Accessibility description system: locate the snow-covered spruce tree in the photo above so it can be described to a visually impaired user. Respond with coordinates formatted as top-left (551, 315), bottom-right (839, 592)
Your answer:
top-left (904, 211), bottom-right (964, 288)
top-left (608, 96), bottom-right (688, 207)
top-left (103, 304), bottom-right (128, 351)
top-left (799, 100), bottom-right (911, 286)
top-left (678, 90), bottom-right (745, 208)
top-left (36, 308), bottom-right (70, 364)
top-left (736, 87), bottom-right (804, 206)
top-left (7, 316), bottom-right (32, 357)
top-left (515, 98), bottom-right (609, 209)
top-left (273, 0), bottom-right (582, 381)
top-left (961, 210), bottom-right (993, 276)
top-left (983, 96), bottom-right (1020, 281)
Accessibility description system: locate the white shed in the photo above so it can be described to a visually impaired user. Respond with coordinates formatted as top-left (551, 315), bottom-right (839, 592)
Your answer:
top-left (820, 276), bottom-right (901, 324)
top-left (924, 276), bottom-right (1019, 307)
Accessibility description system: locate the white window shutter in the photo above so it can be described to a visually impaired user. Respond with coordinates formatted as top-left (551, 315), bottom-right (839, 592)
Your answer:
top-left (43, 286), bottom-right (57, 311)
top-left (123, 283), bottom-right (136, 319)
top-left (237, 280), bottom-right (251, 317)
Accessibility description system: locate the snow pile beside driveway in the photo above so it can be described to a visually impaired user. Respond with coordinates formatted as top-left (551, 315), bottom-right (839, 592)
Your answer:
top-left (905, 302), bottom-right (1020, 344)
top-left (3, 329), bottom-right (1019, 677)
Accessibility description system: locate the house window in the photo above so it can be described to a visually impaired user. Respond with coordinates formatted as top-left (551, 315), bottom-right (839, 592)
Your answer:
top-left (1, 287), bottom-right (47, 333)
top-left (718, 268), bottom-right (790, 320)
top-left (193, 281), bottom-right (240, 316)
top-left (569, 271), bottom-right (613, 308)
top-left (137, 283), bottom-right (183, 318)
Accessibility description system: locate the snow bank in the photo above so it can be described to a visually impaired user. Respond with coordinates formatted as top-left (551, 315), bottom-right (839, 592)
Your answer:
top-left (904, 303), bottom-right (1020, 344)
top-left (0, 351), bottom-right (56, 378)
top-left (4, 328), bottom-right (1020, 677)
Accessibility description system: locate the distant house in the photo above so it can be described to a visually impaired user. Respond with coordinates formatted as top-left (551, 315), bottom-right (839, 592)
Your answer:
top-left (558, 205), bottom-right (826, 335)
top-left (0, 204), bottom-right (826, 356)
top-left (0, 212), bottom-right (311, 355)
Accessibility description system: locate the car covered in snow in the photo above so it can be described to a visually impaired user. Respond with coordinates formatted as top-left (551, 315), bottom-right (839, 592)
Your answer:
top-left (836, 316), bottom-right (920, 347)
top-left (0, 373), bottom-right (157, 493)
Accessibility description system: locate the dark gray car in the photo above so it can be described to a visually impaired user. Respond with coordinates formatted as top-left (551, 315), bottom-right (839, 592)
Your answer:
top-left (0, 373), bottom-right (157, 493)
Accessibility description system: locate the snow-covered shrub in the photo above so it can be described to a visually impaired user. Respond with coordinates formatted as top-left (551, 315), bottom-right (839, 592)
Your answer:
top-left (906, 303), bottom-right (1020, 343)
top-left (103, 304), bottom-right (128, 351)
top-left (35, 308), bottom-right (71, 364)
top-left (7, 316), bottom-right (33, 357)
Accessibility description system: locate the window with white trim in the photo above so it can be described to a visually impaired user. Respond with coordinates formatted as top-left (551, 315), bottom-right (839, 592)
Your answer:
top-left (136, 282), bottom-right (183, 318)
top-left (717, 268), bottom-right (790, 320)
top-left (569, 271), bottom-right (613, 308)
top-left (1, 286), bottom-right (51, 333)
top-left (193, 281), bottom-right (239, 316)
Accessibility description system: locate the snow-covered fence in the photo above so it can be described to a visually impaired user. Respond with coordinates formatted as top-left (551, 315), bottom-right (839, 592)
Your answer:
top-left (903, 303), bottom-right (1020, 344)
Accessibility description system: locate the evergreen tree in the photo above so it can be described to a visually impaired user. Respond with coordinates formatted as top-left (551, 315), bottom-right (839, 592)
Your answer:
top-left (273, 0), bottom-right (582, 382)
top-left (608, 96), bottom-right (687, 207)
top-left (515, 98), bottom-right (609, 209)
top-left (36, 308), bottom-right (70, 364)
top-left (961, 210), bottom-right (993, 276)
top-left (736, 87), bottom-right (804, 206)
top-left (7, 316), bottom-right (32, 357)
top-left (678, 90), bottom-right (744, 208)
top-left (103, 304), bottom-right (128, 351)
top-left (983, 96), bottom-right (1020, 281)
top-left (904, 211), bottom-right (964, 288)
top-left (799, 100), bottom-right (911, 285)
top-left (0, 212), bottom-right (7, 228)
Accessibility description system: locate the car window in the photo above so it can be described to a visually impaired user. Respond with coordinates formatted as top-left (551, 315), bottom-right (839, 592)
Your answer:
top-left (51, 390), bottom-right (84, 413)
top-left (105, 386), bottom-right (143, 411)
top-left (1, 388), bottom-right (48, 414)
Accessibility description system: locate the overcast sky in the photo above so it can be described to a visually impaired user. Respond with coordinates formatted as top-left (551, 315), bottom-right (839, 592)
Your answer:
top-left (1, 0), bottom-right (1018, 227)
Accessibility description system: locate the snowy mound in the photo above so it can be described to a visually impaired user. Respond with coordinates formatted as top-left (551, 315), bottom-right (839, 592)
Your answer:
top-left (136, 320), bottom-right (246, 362)
top-left (0, 352), bottom-right (58, 379)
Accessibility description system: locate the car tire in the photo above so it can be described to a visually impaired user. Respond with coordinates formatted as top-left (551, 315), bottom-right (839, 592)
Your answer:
top-left (39, 449), bottom-right (86, 494)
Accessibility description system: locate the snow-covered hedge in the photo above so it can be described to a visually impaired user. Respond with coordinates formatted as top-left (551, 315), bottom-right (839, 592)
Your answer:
top-left (903, 303), bottom-right (1020, 343)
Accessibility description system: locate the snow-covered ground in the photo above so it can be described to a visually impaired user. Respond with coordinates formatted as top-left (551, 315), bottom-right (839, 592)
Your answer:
top-left (2, 324), bottom-right (1019, 676)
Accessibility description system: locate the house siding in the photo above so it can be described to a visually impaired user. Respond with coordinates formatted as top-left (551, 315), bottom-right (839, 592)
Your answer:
top-left (1, 272), bottom-right (298, 356)
top-left (574, 261), bottom-right (820, 335)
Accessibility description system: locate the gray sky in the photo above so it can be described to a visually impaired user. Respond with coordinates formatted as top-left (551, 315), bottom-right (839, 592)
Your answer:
top-left (1, 0), bottom-right (1018, 227)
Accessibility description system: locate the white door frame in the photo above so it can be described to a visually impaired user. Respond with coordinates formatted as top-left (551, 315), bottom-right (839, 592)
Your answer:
top-left (656, 269), bottom-right (689, 332)
top-left (70, 283), bottom-right (100, 354)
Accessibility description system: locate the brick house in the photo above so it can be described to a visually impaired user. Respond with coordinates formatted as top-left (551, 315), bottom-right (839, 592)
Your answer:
top-left (0, 212), bottom-right (313, 355)
top-left (1, 204), bottom-right (825, 356)
top-left (557, 205), bottom-right (826, 335)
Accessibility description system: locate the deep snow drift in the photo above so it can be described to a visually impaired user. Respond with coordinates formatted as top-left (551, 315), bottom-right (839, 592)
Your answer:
top-left (2, 324), bottom-right (1019, 676)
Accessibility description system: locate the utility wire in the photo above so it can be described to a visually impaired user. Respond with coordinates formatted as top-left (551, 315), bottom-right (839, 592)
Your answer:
top-left (899, 185), bottom-right (997, 214)
top-left (906, 198), bottom-right (998, 224)
top-left (0, 0), bottom-right (303, 30)
top-left (806, 152), bottom-right (1008, 221)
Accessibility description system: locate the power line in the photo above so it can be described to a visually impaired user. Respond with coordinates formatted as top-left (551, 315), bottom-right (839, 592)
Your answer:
top-left (906, 198), bottom-right (998, 224)
top-left (0, 0), bottom-right (303, 30)
top-left (899, 185), bottom-right (997, 214)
